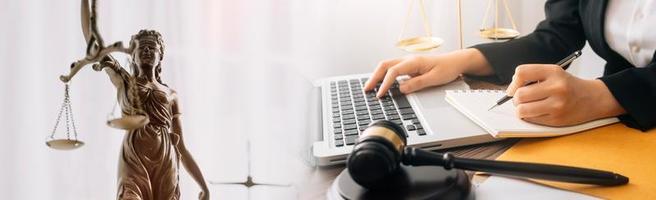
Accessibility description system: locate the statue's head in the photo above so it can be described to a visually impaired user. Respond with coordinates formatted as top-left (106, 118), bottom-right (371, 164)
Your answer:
top-left (130, 30), bottom-right (165, 79)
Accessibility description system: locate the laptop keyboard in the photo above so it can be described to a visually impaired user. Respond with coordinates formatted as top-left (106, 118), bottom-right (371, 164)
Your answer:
top-left (330, 78), bottom-right (425, 147)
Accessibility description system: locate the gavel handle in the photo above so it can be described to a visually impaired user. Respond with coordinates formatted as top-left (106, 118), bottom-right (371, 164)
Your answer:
top-left (402, 147), bottom-right (628, 186)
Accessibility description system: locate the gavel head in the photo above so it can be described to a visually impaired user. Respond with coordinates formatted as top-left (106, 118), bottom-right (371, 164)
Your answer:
top-left (346, 120), bottom-right (408, 189)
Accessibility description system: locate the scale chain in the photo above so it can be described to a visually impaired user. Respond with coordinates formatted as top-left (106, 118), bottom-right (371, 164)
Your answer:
top-left (49, 84), bottom-right (79, 141)
top-left (50, 85), bottom-right (69, 139)
top-left (67, 85), bottom-right (79, 140)
top-left (64, 85), bottom-right (72, 140)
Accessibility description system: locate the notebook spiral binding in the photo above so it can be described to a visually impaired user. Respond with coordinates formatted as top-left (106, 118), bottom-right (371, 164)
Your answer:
top-left (449, 89), bottom-right (504, 93)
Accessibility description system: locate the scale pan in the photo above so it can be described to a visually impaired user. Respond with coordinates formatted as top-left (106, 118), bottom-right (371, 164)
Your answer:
top-left (396, 36), bottom-right (443, 52)
top-left (479, 28), bottom-right (519, 40)
top-left (107, 115), bottom-right (149, 130)
top-left (46, 139), bottom-right (84, 150)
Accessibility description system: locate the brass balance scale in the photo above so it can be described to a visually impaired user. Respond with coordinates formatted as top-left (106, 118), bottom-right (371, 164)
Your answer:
top-left (46, 0), bottom-right (148, 150)
top-left (396, 0), bottom-right (519, 52)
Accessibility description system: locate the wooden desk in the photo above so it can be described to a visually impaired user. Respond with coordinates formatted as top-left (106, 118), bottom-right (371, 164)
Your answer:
top-left (295, 78), bottom-right (515, 199)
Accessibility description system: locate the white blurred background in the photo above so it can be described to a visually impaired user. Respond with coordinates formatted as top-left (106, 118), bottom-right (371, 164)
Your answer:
top-left (0, 0), bottom-right (604, 199)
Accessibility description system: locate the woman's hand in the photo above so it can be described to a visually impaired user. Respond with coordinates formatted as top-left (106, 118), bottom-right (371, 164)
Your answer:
top-left (506, 64), bottom-right (626, 126)
top-left (364, 48), bottom-right (493, 97)
top-left (92, 55), bottom-right (119, 71)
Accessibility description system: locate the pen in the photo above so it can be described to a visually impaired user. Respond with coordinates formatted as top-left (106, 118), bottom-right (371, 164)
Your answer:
top-left (488, 50), bottom-right (582, 111)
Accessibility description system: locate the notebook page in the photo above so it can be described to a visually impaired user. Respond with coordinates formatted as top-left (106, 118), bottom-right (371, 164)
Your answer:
top-left (445, 90), bottom-right (619, 138)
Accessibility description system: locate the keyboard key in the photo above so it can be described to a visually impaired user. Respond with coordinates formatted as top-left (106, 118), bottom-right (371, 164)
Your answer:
top-left (358, 120), bottom-right (371, 126)
top-left (390, 87), bottom-right (403, 96)
top-left (332, 117), bottom-right (340, 123)
top-left (359, 126), bottom-right (367, 131)
top-left (345, 135), bottom-right (358, 145)
top-left (357, 115), bottom-right (370, 121)
top-left (417, 129), bottom-right (426, 136)
top-left (344, 124), bottom-right (357, 130)
top-left (406, 125), bottom-right (416, 131)
top-left (345, 129), bottom-right (358, 136)
top-left (387, 115), bottom-right (400, 120)
top-left (411, 119), bottom-right (420, 124)
top-left (343, 119), bottom-right (356, 125)
top-left (400, 108), bottom-right (415, 115)
top-left (383, 106), bottom-right (396, 111)
top-left (392, 94), bottom-right (412, 109)
top-left (415, 124), bottom-right (423, 129)
top-left (343, 114), bottom-right (355, 120)
top-left (334, 134), bottom-right (343, 139)
top-left (392, 119), bottom-right (403, 125)
top-left (401, 113), bottom-right (416, 120)
top-left (372, 114), bottom-right (385, 120)
top-left (333, 123), bottom-right (341, 128)
top-left (387, 110), bottom-right (399, 116)
top-left (335, 139), bottom-right (344, 147)
top-left (382, 101), bottom-right (394, 107)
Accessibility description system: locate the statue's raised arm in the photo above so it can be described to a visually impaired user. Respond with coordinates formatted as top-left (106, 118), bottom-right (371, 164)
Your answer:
top-left (59, 0), bottom-right (133, 83)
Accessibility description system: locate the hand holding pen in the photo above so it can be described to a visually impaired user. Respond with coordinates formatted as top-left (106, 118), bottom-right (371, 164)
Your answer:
top-left (490, 50), bottom-right (626, 126)
top-left (488, 51), bottom-right (582, 111)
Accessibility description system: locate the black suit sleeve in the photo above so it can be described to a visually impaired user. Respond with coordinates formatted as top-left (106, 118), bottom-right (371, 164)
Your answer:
top-left (468, 0), bottom-right (587, 84)
top-left (468, 0), bottom-right (656, 131)
top-left (599, 57), bottom-right (656, 131)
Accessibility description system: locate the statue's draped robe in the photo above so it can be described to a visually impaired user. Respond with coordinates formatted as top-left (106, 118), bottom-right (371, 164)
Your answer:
top-left (117, 79), bottom-right (180, 200)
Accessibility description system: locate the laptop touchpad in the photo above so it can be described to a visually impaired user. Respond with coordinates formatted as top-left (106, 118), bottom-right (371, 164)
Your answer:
top-left (406, 80), bottom-right (488, 139)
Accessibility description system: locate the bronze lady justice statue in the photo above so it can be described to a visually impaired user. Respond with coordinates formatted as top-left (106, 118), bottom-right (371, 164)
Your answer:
top-left (56, 1), bottom-right (209, 199)
top-left (96, 30), bottom-right (209, 200)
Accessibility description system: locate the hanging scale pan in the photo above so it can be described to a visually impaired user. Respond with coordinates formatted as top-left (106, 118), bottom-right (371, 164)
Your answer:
top-left (396, 0), bottom-right (443, 52)
top-left (479, 28), bottom-right (519, 40)
top-left (107, 115), bottom-right (149, 130)
top-left (479, 0), bottom-right (520, 40)
top-left (397, 36), bottom-right (444, 52)
top-left (46, 139), bottom-right (85, 150)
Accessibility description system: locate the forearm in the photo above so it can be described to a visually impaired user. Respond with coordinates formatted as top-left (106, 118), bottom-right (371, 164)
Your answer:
top-left (97, 56), bottom-right (130, 88)
top-left (454, 48), bottom-right (494, 76)
top-left (179, 147), bottom-right (209, 190)
top-left (172, 114), bottom-right (209, 191)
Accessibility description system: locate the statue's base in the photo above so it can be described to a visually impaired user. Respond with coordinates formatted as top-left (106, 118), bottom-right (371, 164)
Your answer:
top-left (328, 165), bottom-right (473, 200)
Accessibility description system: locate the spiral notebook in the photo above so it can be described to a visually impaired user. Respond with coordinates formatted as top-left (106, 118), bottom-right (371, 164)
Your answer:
top-left (444, 90), bottom-right (619, 138)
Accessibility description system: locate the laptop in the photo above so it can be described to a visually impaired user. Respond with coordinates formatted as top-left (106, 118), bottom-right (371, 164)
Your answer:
top-left (310, 73), bottom-right (500, 166)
